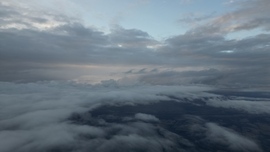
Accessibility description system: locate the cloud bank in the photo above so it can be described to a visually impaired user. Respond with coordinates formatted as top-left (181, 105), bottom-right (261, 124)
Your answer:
top-left (206, 122), bottom-right (261, 151)
top-left (0, 0), bottom-right (269, 88)
top-left (0, 81), bottom-right (209, 150)
top-left (0, 81), bottom-right (209, 152)
top-left (1, 81), bottom-right (269, 151)
top-left (0, 0), bottom-right (269, 151)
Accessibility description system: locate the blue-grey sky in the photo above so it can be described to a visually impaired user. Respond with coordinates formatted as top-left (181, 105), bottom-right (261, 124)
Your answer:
top-left (2, 0), bottom-right (253, 39)
top-left (1, 2), bottom-right (270, 152)
top-left (0, 0), bottom-right (269, 88)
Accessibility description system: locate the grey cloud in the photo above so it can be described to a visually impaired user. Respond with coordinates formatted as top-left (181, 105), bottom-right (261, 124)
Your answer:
top-left (0, 2), bottom-right (72, 30)
top-left (124, 68), bottom-right (157, 75)
top-left (206, 122), bottom-right (261, 152)
top-left (139, 68), bottom-right (269, 88)
top-left (0, 25), bottom-right (164, 82)
top-left (109, 25), bottom-right (158, 48)
top-left (52, 23), bottom-right (108, 42)
top-left (94, 134), bottom-right (176, 152)
top-left (164, 33), bottom-right (270, 67)
top-left (0, 0), bottom-right (269, 89)
top-left (93, 122), bottom-right (183, 152)
top-left (187, 0), bottom-right (270, 35)
top-left (0, 80), bottom-right (269, 152)
top-left (174, 115), bottom-right (263, 152)
top-left (159, 30), bottom-right (270, 87)
top-left (177, 12), bottom-right (215, 27)
top-left (229, 0), bottom-right (270, 31)
top-left (134, 113), bottom-right (159, 122)
top-left (0, 81), bottom-right (214, 152)
top-left (205, 98), bottom-right (270, 114)
top-left (0, 4), bottom-right (167, 82)
top-left (0, 2), bottom-right (20, 18)
top-left (0, 124), bottom-right (105, 152)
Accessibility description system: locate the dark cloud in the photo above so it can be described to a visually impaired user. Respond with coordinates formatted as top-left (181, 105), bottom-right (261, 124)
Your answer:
top-left (134, 113), bottom-right (159, 122)
top-left (0, 24), bottom-right (163, 82)
top-left (163, 33), bottom-right (270, 67)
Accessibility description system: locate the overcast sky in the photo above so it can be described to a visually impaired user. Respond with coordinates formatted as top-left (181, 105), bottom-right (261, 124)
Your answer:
top-left (0, 1), bottom-right (270, 151)
top-left (0, 0), bottom-right (269, 88)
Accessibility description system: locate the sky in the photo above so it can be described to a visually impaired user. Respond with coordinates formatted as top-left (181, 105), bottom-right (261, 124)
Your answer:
top-left (0, 0), bottom-right (269, 88)
top-left (0, 1), bottom-right (270, 151)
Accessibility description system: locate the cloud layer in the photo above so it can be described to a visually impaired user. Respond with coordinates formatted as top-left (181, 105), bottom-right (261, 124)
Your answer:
top-left (0, 1), bottom-right (269, 151)
top-left (0, 81), bottom-right (209, 152)
top-left (1, 81), bottom-right (268, 152)
top-left (0, 0), bottom-right (269, 88)
top-left (206, 122), bottom-right (261, 151)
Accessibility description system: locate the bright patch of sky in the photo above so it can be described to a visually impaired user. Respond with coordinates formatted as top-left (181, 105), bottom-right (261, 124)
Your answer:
top-left (78, 0), bottom-right (234, 39)
top-left (8, 0), bottom-right (255, 40)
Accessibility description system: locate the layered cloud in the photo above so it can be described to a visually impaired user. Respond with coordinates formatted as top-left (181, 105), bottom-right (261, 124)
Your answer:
top-left (0, 0), bottom-right (269, 87)
top-left (184, 0), bottom-right (270, 34)
top-left (0, 81), bottom-right (211, 152)
top-left (206, 122), bottom-right (261, 151)
top-left (206, 98), bottom-right (270, 114)
top-left (0, 1), bottom-right (269, 151)
top-left (1, 81), bottom-right (267, 152)
top-left (134, 113), bottom-right (160, 122)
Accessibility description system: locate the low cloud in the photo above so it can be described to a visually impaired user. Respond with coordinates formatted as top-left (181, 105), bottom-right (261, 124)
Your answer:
top-left (0, 81), bottom-right (268, 151)
top-left (206, 122), bottom-right (261, 151)
top-left (0, 81), bottom-right (212, 152)
top-left (134, 113), bottom-right (159, 122)
top-left (206, 99), bottom-right (270, 114)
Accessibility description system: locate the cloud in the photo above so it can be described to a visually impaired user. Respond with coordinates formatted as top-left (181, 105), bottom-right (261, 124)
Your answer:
top-left (139, 0), bottom-right (270, 88)
top-left (138, 67), bottom-right (269, 88)
top-left (0, 2), bottom-right (168, 83)
top-left (109, 25), bottom-right (159, 48)
top-left (0, 81), bottom-right (219, 152)
top-left (205, 98), bottom-right (270, 114)
top-left (0, 1), bottom-right (70, 30)
top-left (159, 31), bottom-right (270, 88)
top-left (0, 0), bottom-right (269, 88)
top-left (0, 81), bottom-right (214, 152)
top-left (93, 122), bottom-right (180, 152)
top-left (0, 1), bottom-right (269, 151)
top-left (185, 0), bottom-right (270, 35)
top-left (134, 113), bottom-right (159, 122)
top-left (0, 26), bottom-right (161, 82)
top-left (206, 122), bottom-right (261, 151)
top-left (1, 81), bottom-right (269, 151)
